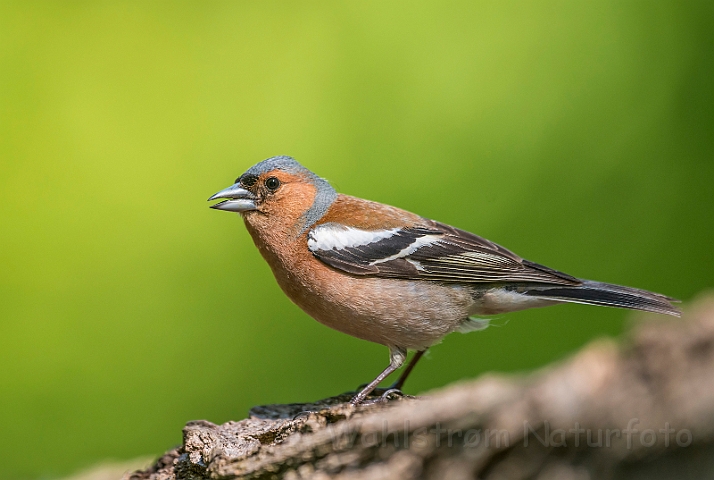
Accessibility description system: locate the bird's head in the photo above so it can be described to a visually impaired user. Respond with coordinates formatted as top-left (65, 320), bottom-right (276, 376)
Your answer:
top-left (208, 156), bottom-right (337, 234)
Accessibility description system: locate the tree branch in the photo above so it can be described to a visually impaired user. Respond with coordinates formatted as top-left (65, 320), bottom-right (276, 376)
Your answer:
top-left (129, 294), bottom-right (714, 480)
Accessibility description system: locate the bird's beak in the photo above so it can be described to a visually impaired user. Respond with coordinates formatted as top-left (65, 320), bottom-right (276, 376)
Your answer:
top-left (207, 183), bottom-right (258, 212)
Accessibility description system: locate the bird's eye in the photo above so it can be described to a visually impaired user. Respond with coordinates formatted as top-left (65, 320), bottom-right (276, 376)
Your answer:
top-left (265, 177), bottom-right (281, 191)
top-left (240, 175), bottom-right (257, 187)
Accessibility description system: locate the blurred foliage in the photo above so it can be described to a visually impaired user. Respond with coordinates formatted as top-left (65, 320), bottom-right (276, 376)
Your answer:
top-left (0, 1), bottom-right (712, 478)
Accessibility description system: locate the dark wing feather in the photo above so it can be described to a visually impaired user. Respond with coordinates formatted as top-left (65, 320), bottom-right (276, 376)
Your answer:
top-left (309, 221), bottom-right (581, 286)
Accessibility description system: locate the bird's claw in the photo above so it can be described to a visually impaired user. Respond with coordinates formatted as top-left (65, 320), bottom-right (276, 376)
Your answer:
top-left (350, 388), bottom-right (407, 407)
top-left (380, 388), bottom-right (404, 401)
top-left (292, 410), bottom-right (317, 420)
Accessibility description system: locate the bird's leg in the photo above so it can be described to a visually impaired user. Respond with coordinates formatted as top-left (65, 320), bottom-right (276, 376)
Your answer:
top-left (350, 347), bottom-right (406, 406)
top-left (389, 349), bottom-right (426, 391)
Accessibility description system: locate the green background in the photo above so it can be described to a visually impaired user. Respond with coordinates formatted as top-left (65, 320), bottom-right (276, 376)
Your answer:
top-left (1, 1), bottom-right (712, 478)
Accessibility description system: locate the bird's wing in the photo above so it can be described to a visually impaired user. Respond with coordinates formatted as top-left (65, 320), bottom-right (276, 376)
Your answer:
top-left (307, 221), bottom-right (581, 285)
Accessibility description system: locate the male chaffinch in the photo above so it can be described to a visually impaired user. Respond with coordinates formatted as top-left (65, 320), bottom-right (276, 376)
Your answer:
top-left (208, 156), bottom-right (680, 405)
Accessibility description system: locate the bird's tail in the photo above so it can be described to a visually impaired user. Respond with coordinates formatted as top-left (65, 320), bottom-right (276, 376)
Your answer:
top-left (521, 280), bottom-right (681, 317)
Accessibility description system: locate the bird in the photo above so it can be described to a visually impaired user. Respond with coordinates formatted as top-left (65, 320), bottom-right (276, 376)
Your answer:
top-left (208, 156), bottom-right (680, 405)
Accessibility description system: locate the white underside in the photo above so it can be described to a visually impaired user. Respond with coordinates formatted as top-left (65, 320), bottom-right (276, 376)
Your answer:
top-left (472, 288), bottom-right (560, 315)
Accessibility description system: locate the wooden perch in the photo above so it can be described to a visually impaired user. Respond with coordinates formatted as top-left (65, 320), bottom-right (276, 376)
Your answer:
top-left (129, 294), bottom-right (714, 480)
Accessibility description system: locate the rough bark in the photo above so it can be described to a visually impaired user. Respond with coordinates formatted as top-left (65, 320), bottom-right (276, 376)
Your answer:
top-left (129, 294), bottom-right (714, 480)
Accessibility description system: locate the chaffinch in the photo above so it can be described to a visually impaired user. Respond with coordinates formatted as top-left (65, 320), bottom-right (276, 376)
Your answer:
top-left (208, 156), bottom-right (680, 405)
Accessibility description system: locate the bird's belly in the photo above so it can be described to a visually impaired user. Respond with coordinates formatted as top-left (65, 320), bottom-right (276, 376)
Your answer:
top-left (278, 271), bottom-right (475, 350)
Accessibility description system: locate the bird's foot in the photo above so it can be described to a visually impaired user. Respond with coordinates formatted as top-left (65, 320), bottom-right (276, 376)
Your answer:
top-left (350, 388), bottom-right (414, 406)
top-left (292, 410), bottom-right (318, 421)
top-left (380, 388), bottom-right (406, 401)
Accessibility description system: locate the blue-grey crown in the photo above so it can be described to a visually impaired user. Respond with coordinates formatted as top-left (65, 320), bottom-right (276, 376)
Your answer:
top-left (244, 155), bottom-right (312, 178)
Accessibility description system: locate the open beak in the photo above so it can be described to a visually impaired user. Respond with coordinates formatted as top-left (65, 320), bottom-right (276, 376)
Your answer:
top-left (207, 183), bottom-right (258, 212)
